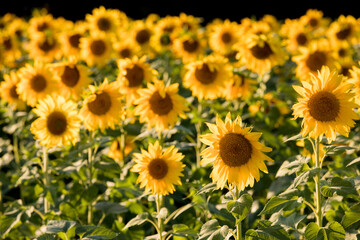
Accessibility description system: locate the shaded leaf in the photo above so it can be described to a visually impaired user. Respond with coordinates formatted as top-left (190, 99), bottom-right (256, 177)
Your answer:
top-left (123, 212), bottom-right (149, 229)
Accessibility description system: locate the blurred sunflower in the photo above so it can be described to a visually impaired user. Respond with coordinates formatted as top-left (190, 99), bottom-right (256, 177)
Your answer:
top-left (27, 34), bottom-right (62, 62)
top-left (17, 61), bottom-right (58, 107)
top-left (85, 6), bottom-right (127, 35)
top-left (0, 71), bottom-right (26, 110)
top-left (150, 29), bottom-right (174, 54)
top-left (178, 12), bottom-right (202, 32)
top-left (59, 27), bottom-right (84, 58)
top-left (131, 141), bottom-right (185, 196)
top-left (299, 9), bottom-right (330, 35)
top-left (292, 66), bottom-right (359, 142)
top-left (134, 79), bottom-right (189, 132)
top-left (113, 38), bottom-right (140, 59)
top-left (293, 38), bottom-right (335, 81)
top-left (116, 55), bottom-right (157, 105)
top-left (208, 19), bottom-right (241, 56)
top-left (108, 136), bottom-right (136, 164)
top-left (224, 73), bottom-right (256, 100)
top-left (129, 20), bottom-right (154, 55)
top-left (31, 95), bottom-right (81, 148)
top-left (183, 54), bottom-right (232, 100)
top-left (7, 17), bottom-right (28, 41)
top-left (172, 31), bottom-right (206, 63)
top-left (79, 79), bottom-right (123, 131)
top-left (0, 32), bottom-right (21, 67)
top-left (349, 62), bottom-right (360, 103)
top-left (80, 33), bottom-right (112, 67)
top-left (235, 33), bottom-right (287, 75)
top-left (282, 20), bottom-right (312, 54)
top-left (49, 57), bottom-right (92, 101)
top-left (28, 13), bottom-right (57, 37)
top-left (331, 40), bottom-right (355, 62)
top-left (334, 58), bottom-right (357, 79)
top-left (327, 15), bottom-right (359, 45)
top-left (200, 113), bottom-right (273, 191)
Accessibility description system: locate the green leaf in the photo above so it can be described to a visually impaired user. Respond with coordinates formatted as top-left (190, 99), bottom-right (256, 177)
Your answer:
top-left (260, 197), bottom-right (300, 215)
top-left (172, 224), bottom-right (197, 237)
top-left (36, 234), bottom-right (55, 240)
top-left (123, 212), bottom-right (149, 229)
top-left (226, 193), bottom-right (253, 221)
top-left (346, 157), bottom-right (360, 167)
top-left (305, 222), bottom-right (320, 240)
top-left (284, 133), bottom-right (304, 142)
top-left (327, 221), bottom-right (345, 240)
top-left (321, 177), bottom-right (358, 198)
top-left (289, 168), bottom-right (320, 189)
top-left (196, 182), bottom-right (217, 195)
top-left (257, 220), bottom-right (292, 240)
top-left (164, 202), bottom-right (194, 224)
top-left (316, 229), bottom-right (328, 240)
top-left (94, 201), bottom-right (128, 215)
top-left (276, 155), bottom-right (309, 177)
top-left (245, 229), bottom-right (286, 240)
top-left (341, 203), bottom-right (360, 230)
top-left (0, 211), bottom-right (24, 237)
top-left (76, 225), bottom-right (117, 239)
top-left (46, 220), bottom-right (77, 234)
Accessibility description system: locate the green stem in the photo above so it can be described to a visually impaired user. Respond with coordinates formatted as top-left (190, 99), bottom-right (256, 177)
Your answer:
top-left (43, 146), bottom-right (49, 214)
top-left (13, 134), bottom-right (20, 167)
top-left (234, 187), bottom-right (242, 240)
top-left (195, 102), bottom-right (203, 168)
top-left (156, 194), bottom-right (164, 240)
top-left (314, 137), bottom-right (322, 227)
top-left (87, 132), bottom-right (94, 225)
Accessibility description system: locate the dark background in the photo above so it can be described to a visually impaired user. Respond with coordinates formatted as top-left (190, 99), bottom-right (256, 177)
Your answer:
top-left (1, 1), bottom-right (358, 24)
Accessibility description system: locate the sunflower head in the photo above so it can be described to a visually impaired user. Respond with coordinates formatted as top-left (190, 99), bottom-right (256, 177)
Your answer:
top-left (30, 94), bottom-right (81, 148)
top-left (200, 113), bottom-right (273, 191)
top-left (0, 71), bottom-right (26, 110)
top-left (131, 141), bottom-right (185, 196)
top-left (79, 34), bottom-right (113, 67)
top-left (292, 66), bottom-right (360, 142)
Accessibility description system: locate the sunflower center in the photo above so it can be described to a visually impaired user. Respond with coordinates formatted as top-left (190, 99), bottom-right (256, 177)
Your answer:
top-left (30, 74), bottom-right (47, 92)
top-left (119, 48), bottom-right (131, 58)
top-left (149, 91), bottom-right (173, 115)
top-left (250, 42), bottom-right (273, 59)
top-left (69, 33), bottom-right (81, 48)
top-left (87, 92), bottom-right (112, 115)
top-left (340, 66), bottom-right (350, 77)
top-left (9, 85), bottom-right (19, 99)
top-left (160, 34), bottom-right (171, 46)
top-left (306, 51), bottom-right (327, 72)
top-left (308, 91), bottom-right (340, 122)
top-left (15, 30), bottom-right (22, 38)
top-left (336, 26), bottom-right (352, 40)
top-left (47, 111), bottom-right (67, 135)
top-left (148, 158), bottom-right (168, 179)
top-left (338, 48), bottom-right (346, 57)
top-left (97, 17), bottom-right (111, 31)
top-left (309, 18), bottom-right (319, 28)
top-left (183, 39), bottom-right (199, 53)
top-left (135, 29), bottom-right (151, 44)
top-left (125, 64), bottom-right (144, 87)
top-left (61, 66), bottom-right (80, 87)
top-left (194, 63), bottom-right (218, 85)
top-left (221, 32), bottom-right (232, 43)
top-left (3, 38), bottom-right (12, 50)
top-left (38, 38), bottom-right (56, 52)
top-left (296, 33), bottom-right (308, 46)
top-left (37, 22), bottom-right (49, 32)
top-left (90, 39), bottom-right (106, 56)
top-left (219, 133), bottom-right (253, 167)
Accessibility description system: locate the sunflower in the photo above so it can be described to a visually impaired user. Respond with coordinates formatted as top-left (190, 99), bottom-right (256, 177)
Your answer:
top-left (49, 57), bottom-right (92, 101)
top-left (17, 61), bottom-right (58, 107)
top-left (150, 29), bottom-right (174, 54)
top-left (112, 38), bottom-right (140, 59)
top-left (131, 141), bottom-right (185, 196)
top-left (85, 6), bottom-right (127, 35)
top-left (261, 14), bottom-right (281, 32)
top-left (30, 95), bottom-right (80, 148)
top-left (7, 17), bottom-right (28, 41)
top-left (172, 31), bottom-right (206, 63)
top-left (178, 12), bottom-right (202, 32)
top-left (108, 136), bottom-right (136, 163)
top-left (59, 28), bottom-right (84, 58)
top-left (79, 79), bottom-right (123, 131)
top-left (134, 79), bottom-right (189, 132)
top-left (235, 33), bottom-right (287, 75)
top-left (334, 58), bottom-right (357, 79)
top-left (348, 62), bottom-right (360, 103)
top-left (200, 113), bottom-right (273, 191)
top-left (116, 55), bottom-right (157, 105)
top-left (299, 9), bottom-right (330, 35)
top-left (183, 54), bottom-right (232, 100)
top-left (27, 34), bottom-right (62, 62)
top-left (128, 20), bottom-right (154, 55)
top-left (292, 66), bottom-right (359, 143)
top-left (327, 15), bottom-right (359, 45)
top-left (283, 20), bottom-right (312, 54)
top-left (79, 33), bottom-right (113, 67)
top-left (154, 16), bottom-right (179, 35)
top-left (0, 32), bottom-right (21, 67)
top-left (28, 13), bottom-right (57, 37)
top-left (0, 71), bottom-right (26, 110)
top-left (208, 19), bottom-right (241, 56)
top-left (224, 73), bottom-right (256, 100)
top-left (293, 38), bottom-right (335, 82)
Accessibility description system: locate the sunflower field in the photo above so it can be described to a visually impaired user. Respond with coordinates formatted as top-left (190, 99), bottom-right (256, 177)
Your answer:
top-left (1, 6), bottom-right (360, 240)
